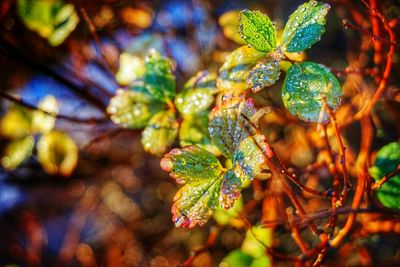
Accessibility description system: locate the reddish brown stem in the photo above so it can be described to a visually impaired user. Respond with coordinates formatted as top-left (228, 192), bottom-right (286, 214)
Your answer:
top-left (371, 164), bottom-right (400, 190)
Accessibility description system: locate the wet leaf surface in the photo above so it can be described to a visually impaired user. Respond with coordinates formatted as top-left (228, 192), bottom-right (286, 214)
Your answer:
top-left (175, 71), bottom-right (217, 115)
top-left (281, 62), bottom-right (342, 122)
top-left (281, 0), bottom-right (330, 52)
top-left (209, 98), bottom-right (257, 158)
top-left (107, 87), bottom-right (165, 129)
top-left (239, 10), bottom-right (277, 53)
top-left (141, 110), bottom-right (178, 156)
top-left (161, 146), bottom-right (241, 227)
top-left (217, 46), bottom-right (266, 93)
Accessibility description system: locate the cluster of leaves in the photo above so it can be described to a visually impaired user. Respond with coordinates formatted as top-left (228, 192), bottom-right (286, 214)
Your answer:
top-left (107, 50), bottom-right (220, 156)
top-left (17, 0), bottom-right (79, 46)
top-left (0, 96), bottom-right (78, 176)
top-left (158, 0), bottom-right (345, 228)
top-left (160, 98), bottom-right (270, 227)
top-left (218, 0), bottom-right (342, 122)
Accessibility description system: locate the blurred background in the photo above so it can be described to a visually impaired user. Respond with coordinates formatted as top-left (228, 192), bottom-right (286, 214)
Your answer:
top-left (0, 0), bottom-right (400, 266)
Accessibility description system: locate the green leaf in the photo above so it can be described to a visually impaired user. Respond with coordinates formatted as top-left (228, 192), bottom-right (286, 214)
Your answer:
top-left (161, 146), bottom-right (242, 227)
top-left (241, 226), bottom-right (272, 258)
top-left (48, 3), bottom-right (79, 46)
top-left (213, 196), bottom-right (243, 226)
top-left (107, 87), bottom-right (165, 129)
top-left (160, 145), bottom-right (224, 184)
top-left (141, 110), bottom-right (178, 156)
top-left (179, 112), bottom-right (220, 155)
top-left (1, 136), bottom-right (34, 170)
top-left (115, 53), bottom-right (146, 86)
top-left (143, 50), bottom-right (176, 103)
top-left (17, 0), bottom-right (79, 46)
top-left (37, 130), bottom-right (78, 176)
top-left (217, 46), bottom-right (266, 93)
top-left (32, 95), bottom-right (59, 134)
top-left (239, 10), bottom-right (277, 53)
top-left (369, 142), bottom-right (400, 209)
top-left (233, 134), bottom-right (268, 182)
top-left (281, 0), bottom-right (330, 52)
top-left (247, 58), bottom-right (281, 92)
top-left (220, 249), bottom-right (254, 267)
top-left (175, 71), bottom-right (217, 115)
top-left (250, 255), bottom-right (271, 267)
top-left (0, 105), bottom-right (32, 139)
top-left (281, 62), bottom-right (342, 122)
top-left (209, 98), bottom-right (257, 158)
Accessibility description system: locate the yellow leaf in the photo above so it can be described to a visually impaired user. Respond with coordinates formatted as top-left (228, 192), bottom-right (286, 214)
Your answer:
top-left (1, 136), bottom-right (34, 170)
top-left (115, 53), bottom-right (145, 86)
top-left (32, 95), bottom-right (59, 134)
top-left (0, 106), bottom-right (32, 139)
top-left (219, 10), bottom-right (246, 45)
top-left (217, 46), bottom-right (266, 93)
top-left (37, 130), bottom-right (78, 176)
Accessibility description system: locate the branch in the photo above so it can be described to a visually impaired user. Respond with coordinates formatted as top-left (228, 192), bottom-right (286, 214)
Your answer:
top-left (371, 164), bottom-right (400, 190)
top-left (0, 91), bottom-right (109, 124)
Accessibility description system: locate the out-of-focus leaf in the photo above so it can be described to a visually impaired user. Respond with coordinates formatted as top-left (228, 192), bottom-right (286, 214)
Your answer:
top-left (115, 53), bottom-right (145, 86)
top-left (219, 10), bottom-right (246, 45)
top-left (107, 88), bottom-right (165, 129)
top-left (233, 134), bottom-right (268, 182)
top-left (175, 71), bottom-right (217, 115)
top-left (241, 226), bottom-right (272, 258)
top-left (17, 0), bottom-right (79, 46)
top-left (209, 99), bottom-right (257, 158)
top-left (179, 112), bottom-right (220, 155)
top-left (32, 95), bottom-right (59, 134)
top-left (161, 146), bottom-right (242, 227)
top-left (250, 255), bottom-right (271, 267)
top-left (48, 3), bottom-right (79, 46)
top-left (281, 62), bottom-right (342, 122)
top-left (220, 249), bottom-right (254, 267)
top-left (141, 110), bottom-right (178, 156)
top-left (37, 130), bottom-right (78, 176)
top-left (369, 142), bottom-right (400, 209)
top-left (0, 106), bottom-right (32, 139)
top-left (217, 46), bottom-right (266, 93)
top-left (247, 58), bottom-right (280, 92)
top-left (143, 50), bottom-right (176, 103)
top-left (239, 10), bottom-right (277, 53)
top-left (281, 0), bottom-right (330, 52)
top-left (213, 196), bottom-right (243, 226)
top-left (1, 136), bottom-right (34, 170)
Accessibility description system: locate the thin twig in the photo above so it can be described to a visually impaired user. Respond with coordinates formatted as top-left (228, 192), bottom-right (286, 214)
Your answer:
top-left (0, 91), bottom-right (109, 124)
top-left (371, 164), bottom-right (400, 190)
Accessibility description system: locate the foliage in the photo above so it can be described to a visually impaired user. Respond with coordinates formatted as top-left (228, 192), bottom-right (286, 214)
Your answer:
top-left (159, 0), bottom-right (340, 228)
top-left (17, 0), bottom-right (79, 46)
top-left (369, 142), bottom-right (400, 209)
top-left (108, 50), bottom-right (219, 156)
top-left (215, 0), bottom-right (342, 124)
top-left (1, 0), bottom-right (400, 266)
top-left (0, 96), bottom-right (78, 176)
top-left (160, 100), bottom-right (269, 227)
